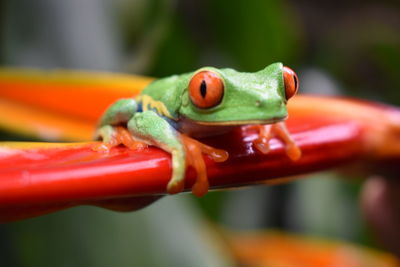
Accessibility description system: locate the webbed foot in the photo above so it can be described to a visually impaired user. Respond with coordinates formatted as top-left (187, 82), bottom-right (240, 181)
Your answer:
top-left (167, 134), bottom-right (228, 197)
top-left (251, 122), bottom-right (301, 161)
top-left (94, 125), bottom-right (147, 152)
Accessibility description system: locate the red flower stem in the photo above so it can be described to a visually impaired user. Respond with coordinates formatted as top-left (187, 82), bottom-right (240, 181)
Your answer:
top-left (0, 96), bottom-right (400, 222)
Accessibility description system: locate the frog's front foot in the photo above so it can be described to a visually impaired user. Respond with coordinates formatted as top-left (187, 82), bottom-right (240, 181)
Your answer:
top-left (167, 134), bottom-right (228, 197)
top-left (250, 122), bottom-right (301, 161)
top-left (94, 125), bottom-right (147, 152)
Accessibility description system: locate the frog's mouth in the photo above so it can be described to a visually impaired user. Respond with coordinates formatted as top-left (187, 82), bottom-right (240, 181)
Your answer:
top-left (194, 117), bottom-right (287, 126)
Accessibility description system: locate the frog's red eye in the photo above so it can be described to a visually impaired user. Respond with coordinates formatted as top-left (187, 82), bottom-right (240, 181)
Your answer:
top-left (283, 66), bottom-right (299, 100)
top-left (189, 71), bottom-right (224, 109)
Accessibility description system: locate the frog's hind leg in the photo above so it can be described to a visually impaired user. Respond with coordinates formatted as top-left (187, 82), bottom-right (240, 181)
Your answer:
top-left (98, 98), bottom-right (138, 126)
top-left (95, 98), bottom-right (146, 151)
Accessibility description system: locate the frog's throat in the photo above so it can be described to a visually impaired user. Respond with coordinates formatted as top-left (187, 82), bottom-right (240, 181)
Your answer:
top-left (193, 117), bottom-right (287, 126)
top-left (136, 95), bottom-right (173, 119)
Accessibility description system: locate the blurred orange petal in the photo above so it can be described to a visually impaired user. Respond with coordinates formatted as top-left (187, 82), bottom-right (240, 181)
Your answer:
top-left (225, 231), bottom-right (400, 267)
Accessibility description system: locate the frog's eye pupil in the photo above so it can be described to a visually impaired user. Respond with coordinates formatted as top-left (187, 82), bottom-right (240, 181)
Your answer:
top-left (200, 80), bottom-right (207, 98)
top-left (189, 71), bottom-right (224, 109)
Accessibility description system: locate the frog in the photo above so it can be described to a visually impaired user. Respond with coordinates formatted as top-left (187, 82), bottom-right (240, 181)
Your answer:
top-left (96, 62), bottom-right (301, 197)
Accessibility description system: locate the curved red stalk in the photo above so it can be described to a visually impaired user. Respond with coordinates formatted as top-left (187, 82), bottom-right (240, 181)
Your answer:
top-left (2, 94), bottom-right (400, 222)
top-left (0, 68), bottom-right (400, 221)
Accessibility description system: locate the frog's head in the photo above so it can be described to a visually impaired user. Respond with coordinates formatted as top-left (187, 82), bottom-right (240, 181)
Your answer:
top-left (179, 62), bottom-right (299, 125)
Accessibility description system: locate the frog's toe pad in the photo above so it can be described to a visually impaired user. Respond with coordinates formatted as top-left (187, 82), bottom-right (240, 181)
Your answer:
top-left (94, 126), bottom-right (147, 152)
top-left (92, 142), bottom-right (114, 153)
top-left (253, 138), bottom-right (271, 154)
top-left (192, 180), bottom-right (209, 197)
top-left (286, 144), bottom-right (302, 161)
top-left (167, 180), bottom-right (184, 195)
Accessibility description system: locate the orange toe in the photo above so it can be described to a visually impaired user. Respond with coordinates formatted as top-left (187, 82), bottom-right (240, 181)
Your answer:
top-left (180, 134), bottom-right (228, 196)
top-left (286, 143), bottom-right (302, 161)
top-left (167, 180), bottom-right (185, 195)
top-left (251, 125), bottom-right (272, 154)
top-left (251, 123), bottom-right (301, 161)
top-left (92, 142), bottom-right (114, 153)
top-left (253, 137), bottom-right (271, 154)
top-left (272, 122), bottom-right (301, 161)
top-left (95, 126), bottom-right (147, 152)
top-left (113, 126), bottom-right (147, 150)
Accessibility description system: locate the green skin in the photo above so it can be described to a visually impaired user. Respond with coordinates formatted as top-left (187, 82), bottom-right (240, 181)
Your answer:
top-left (97, 62), bottom-right (288, 192)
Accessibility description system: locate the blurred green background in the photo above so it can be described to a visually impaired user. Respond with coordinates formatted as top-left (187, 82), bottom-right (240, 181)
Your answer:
top-left (0, 0), bottom-right (399, 266)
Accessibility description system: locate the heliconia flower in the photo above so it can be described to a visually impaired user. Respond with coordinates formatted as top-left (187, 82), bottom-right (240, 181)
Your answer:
top-left (0, 68), bottom-right (400, 222)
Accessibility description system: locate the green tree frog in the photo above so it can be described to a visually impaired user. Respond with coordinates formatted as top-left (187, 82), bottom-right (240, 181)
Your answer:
top-left (96, 62), bottom-right (300, 197)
